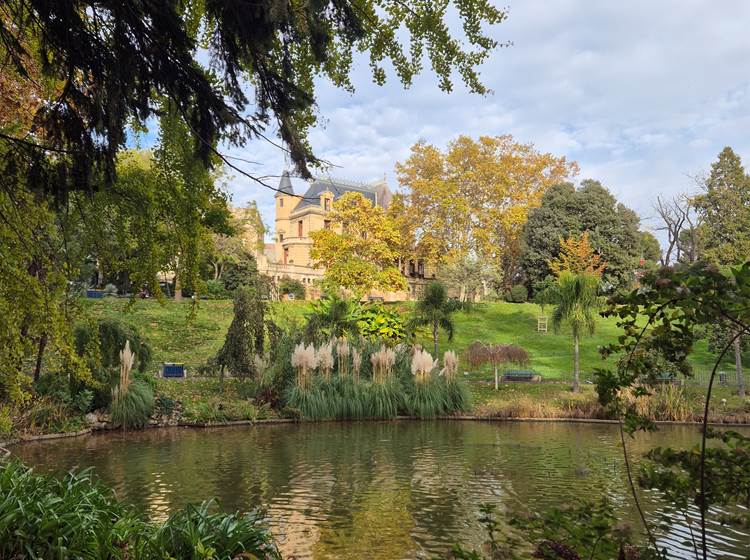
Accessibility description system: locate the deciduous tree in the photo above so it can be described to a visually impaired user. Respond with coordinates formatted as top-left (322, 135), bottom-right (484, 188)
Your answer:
top-left (395, 135), bottom-right (578, 286)
top-left (310, 192), bottom-right (406, 297)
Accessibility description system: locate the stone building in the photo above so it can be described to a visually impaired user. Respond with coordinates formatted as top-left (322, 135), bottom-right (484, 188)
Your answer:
top-left (251, 171), bottom-right (433, 300)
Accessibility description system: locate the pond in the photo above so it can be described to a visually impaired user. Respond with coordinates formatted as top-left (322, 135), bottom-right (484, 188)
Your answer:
top-left (14, 421), bottom-right (750, 559)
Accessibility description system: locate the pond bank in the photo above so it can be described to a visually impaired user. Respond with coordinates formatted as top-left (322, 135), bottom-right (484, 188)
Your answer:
top-left (6, 412), bottom-right (750, 450)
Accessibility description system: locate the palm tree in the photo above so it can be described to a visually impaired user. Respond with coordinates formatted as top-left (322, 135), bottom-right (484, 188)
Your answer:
top-left (410, 282), bottom-right (455, 355)
top-left (304, 292), bottom-right (360, 342)
top-left (551, 271), bottom-right (600, 393)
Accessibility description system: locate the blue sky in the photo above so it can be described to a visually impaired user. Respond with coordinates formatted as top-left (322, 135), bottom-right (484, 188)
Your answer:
top-left (222, 0), bottom-right (750, 241)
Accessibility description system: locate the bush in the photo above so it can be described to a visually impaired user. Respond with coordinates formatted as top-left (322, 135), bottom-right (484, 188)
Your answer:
top-left (504, 284), bottom-right (528, 303)
top-left (0, 407), bottom-right (12, 436)
top-left (278, 276), bottom-right (305, 300)
top-left (356, 303), bottom-right (407, 343)
top-left (109, 381), bottom-right (154, 429)
top-left (204, 278), bottom-right (231, 299)
top-left (406, 378), bottom-right (448, 418)
top-left (0, 460), bottom-right (281, 560)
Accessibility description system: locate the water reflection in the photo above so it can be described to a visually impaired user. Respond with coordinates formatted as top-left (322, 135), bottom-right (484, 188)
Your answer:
top-left (14, 421), bottom-right (750, 559)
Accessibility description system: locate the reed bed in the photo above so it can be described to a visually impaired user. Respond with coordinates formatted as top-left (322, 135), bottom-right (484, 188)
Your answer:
top-left (285, 342), bottom-right (469, 420)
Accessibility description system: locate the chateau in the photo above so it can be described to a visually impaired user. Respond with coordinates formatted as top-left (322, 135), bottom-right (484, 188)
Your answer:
top-left (244, 171), bottom-right (433, 300)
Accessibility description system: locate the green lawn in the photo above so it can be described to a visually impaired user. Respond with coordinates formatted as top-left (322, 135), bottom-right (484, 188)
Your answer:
top-left (82, 298), bottom-right (727, 381)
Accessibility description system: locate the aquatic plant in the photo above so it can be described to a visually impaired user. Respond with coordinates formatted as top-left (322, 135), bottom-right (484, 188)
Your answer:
top-left (365, 379), bottom-right (402, 419)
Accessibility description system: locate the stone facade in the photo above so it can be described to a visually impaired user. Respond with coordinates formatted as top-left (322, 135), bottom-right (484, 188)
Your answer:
top-left (244, 171), bottom-right (433, 300)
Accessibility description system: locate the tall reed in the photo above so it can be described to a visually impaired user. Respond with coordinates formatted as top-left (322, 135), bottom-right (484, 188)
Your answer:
top-left (317, 342), bottom-right (334, 381)
top-left (411, 348), bottom-right (438, 383)
top-left (371, 345), bottom-right (396, 384)
top-left (441, 350), bottom-right (471, 412)
top-left (291, 343), bottom-right (316, 389)
top-left (110, 341), bottom-right (154, 429)
top-left (336, 338), bottom-right (351, 377)
top-left (352, 348), bottom-right (362, 381)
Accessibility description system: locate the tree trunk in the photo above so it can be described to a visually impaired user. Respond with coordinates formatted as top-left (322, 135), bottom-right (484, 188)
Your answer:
top-left (174, 255), bottom-right (182, 301)
top-left (494, 364), bottom-right (499, 391)
top-left (212, 261), bottom-right (220, 281)
top-left (33, 334), bottom-right (48, 383)
top-left (735, 335), bottom-right (745, 398)
top-left (433, 322), bottom-right (439, 357)
top-left (572, 332), bottom-right (580, 393)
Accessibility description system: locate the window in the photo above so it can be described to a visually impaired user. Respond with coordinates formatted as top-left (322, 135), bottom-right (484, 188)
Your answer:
top-left (324, 198), bottom-right (331, 211)
top-left (324, 220), bottom-right (331, 230)
top-left (298, 220), bottom-right (303, 237)
top-left (279, 233), bottom-right (284, 242)
top-left (279, 198), bottom-right (284, 207)
top-left (283, 247), bottom-right (289, 264)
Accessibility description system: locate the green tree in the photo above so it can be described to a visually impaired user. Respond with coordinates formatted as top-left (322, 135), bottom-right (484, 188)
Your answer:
top-left (520, 180), bottom-right (643, 293)
top-left (216, 285), bottom-right (267, 380)
top-left (409, 282), bottom-right (455, 356)
top-left (694, 147), bottom-right (750, 398)
top-left (636, 231), bottom-right (662, 264)
top-left (551, 272), bottom-right (600, 393)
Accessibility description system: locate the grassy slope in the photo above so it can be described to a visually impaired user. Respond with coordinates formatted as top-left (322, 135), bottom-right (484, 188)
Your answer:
top-left (83, 298), bottom-right (723, 381)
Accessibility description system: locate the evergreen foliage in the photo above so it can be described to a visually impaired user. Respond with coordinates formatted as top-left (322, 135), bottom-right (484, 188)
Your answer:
top-left (216, 286), bottom-right (267, 379)
top-left (520, 181), bottom-right (642, 293)
top-left (409, 282), bottom-right (455, 355)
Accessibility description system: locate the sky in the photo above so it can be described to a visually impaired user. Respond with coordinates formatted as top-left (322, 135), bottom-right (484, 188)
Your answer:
top-left (223, 0), bottom-right (750, 241)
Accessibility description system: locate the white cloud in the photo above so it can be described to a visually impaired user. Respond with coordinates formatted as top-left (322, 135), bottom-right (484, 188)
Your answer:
top-left (224, 0), bottom-right (750, 242)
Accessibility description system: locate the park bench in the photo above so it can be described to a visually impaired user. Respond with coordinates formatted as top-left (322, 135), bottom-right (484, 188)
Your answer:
top-left (502, 370), bottom-right (542, 383)
top-left (162, 363), bottom-right (185, 378)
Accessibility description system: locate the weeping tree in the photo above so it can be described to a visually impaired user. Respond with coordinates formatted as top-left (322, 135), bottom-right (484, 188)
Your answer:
top-left (216, 285), bottom-right (267, 380)
top-left (465, 342), bottom-right (529, 390)
top-left (410, 282), bottom-right (455, 356)
top-left (551, 271), bottom-right (601, 393)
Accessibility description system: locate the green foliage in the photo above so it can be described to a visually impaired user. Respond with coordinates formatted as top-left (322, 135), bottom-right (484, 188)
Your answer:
top-left (216, 286), bottom-right (267, 379)
top-left (285, 383), bottom-right (333, 420)
top-left (406, 377), bottom-right (448, 418)
top-left (520, 180), bottom-right (643, 292)
top-left (365, 380), bottom-right (403, 420)
top-left (693, 147), bottom-right (750, 265)
top-left (444, 379), bottom-right (472, 413)
top-left (639, 429), bottom-right (750, 528)
top-left (221, 254), bottom-right (260, 292)
top-left (510, 499), bottom-right (648, 560)
top-left (279, 276), bottom-right (306, 300)
top-left (0, 460), bottom-right (280, 559)
top-left (504, 284), bottom-right (528, 303)
top-left (356, 303), bottom-right (407, 343)
top-left (204, 279), bottom-right (231, 299)
top-left (74, 318), bottom-right (152, 374)
top-left (410, 282), bottom-right (456, 355)
top-left (109, 381), bottom-right (154, 429)
top-left (304, 293), bottom-right (361, 343)
top-left (0, 407), bottom-right (13, 436)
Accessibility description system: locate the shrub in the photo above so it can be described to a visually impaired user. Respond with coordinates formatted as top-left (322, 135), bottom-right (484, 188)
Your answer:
top-left (356, 303), bottom-right (407, 343)
top-left (278, 276), bottom-right (305, 300)
top-left (0, 407), bottom-right (12, 436)
top-left (216, 286), bottom-right (267, 379)
top-left (0, 460), bottom-right (281, 560)
top-left (504, 283), bottom-right (528, 303)
top-left (110, 381), bottom-right (154, 428)
top-left (204, 278), bottom-right (230, 299)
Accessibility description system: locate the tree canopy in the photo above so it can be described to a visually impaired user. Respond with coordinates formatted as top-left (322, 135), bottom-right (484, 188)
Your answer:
top-left (519, 180), bottom-right (642, 293)
top-left (395, 135), bottom-right (578, 287)
top-left (310, 192), bottom-right (406, 297)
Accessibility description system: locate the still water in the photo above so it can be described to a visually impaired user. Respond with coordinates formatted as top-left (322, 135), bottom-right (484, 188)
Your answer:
top-left (14, 420), bottom-right (750, 559)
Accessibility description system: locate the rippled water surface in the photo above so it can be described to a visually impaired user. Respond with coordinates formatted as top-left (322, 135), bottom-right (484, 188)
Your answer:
top-left (14, 421), bottom-right (750, 559)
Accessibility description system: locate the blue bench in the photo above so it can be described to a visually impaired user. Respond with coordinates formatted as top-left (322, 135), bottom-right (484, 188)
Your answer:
top-left (502, 370), bottom-right (541, 383)
top-left (162, 363), bottom-right (185, 378)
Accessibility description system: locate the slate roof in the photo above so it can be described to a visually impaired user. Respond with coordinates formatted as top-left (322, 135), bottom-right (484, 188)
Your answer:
top-left (275, 170), bottom-right (295, 196)
top-left (294, 177), bottom-right (377, 211)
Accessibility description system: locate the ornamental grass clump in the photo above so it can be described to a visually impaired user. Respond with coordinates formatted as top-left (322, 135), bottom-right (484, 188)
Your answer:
top-left (363, 345), bottom-right (401, 419)
top-left (288, 343), bottom-right (330, 419)
top-left (110, 340), bottom-right (154, 429)
top-left (441, 350), bottom-right (471, 412)
top-left (370, 345), bottom-right (396, 384)
top-left (317, 342), bottom-right (334, 381)
top-left (336, 338), bottom-right (351, 378)
top-left (352, 348), bottom-right (362, 381)
top-left (408, 348), bottom-right (446, 418)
